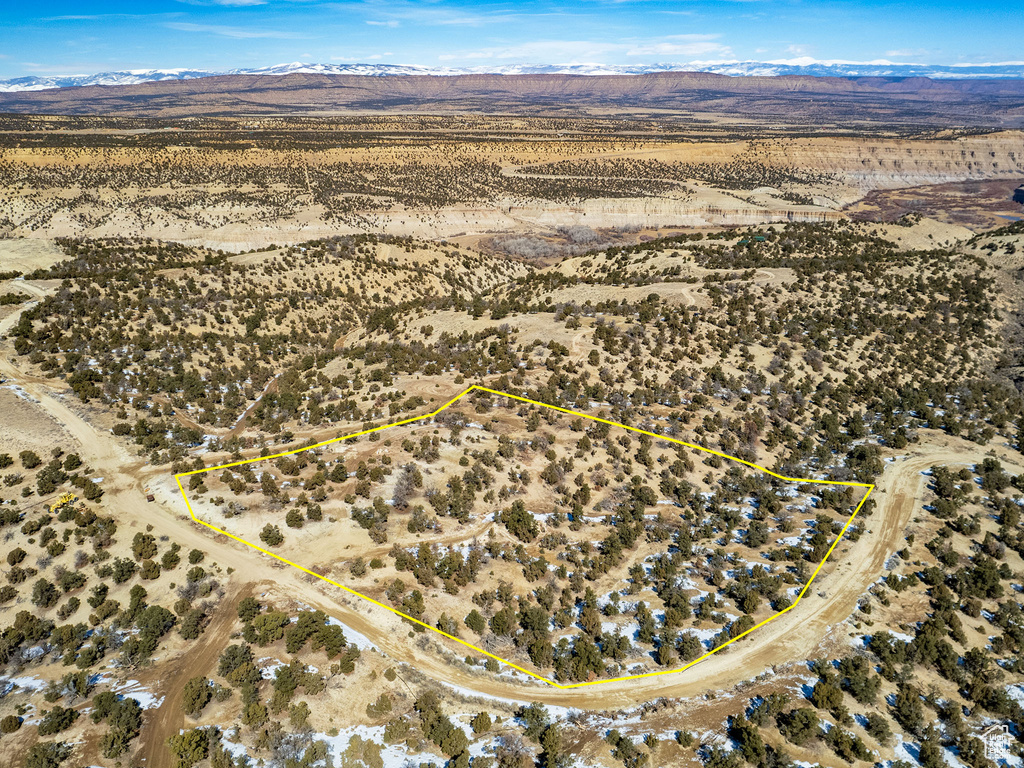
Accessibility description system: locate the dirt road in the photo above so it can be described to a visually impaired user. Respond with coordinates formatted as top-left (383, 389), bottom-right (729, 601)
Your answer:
top-left (0, 289), bottom-right (994, 711)
top-left (136, 586), bottom-right (249, 768)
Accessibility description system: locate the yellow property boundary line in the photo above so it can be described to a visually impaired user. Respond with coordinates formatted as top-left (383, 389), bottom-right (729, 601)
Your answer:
top-left (175, 385), bottom-right (874, 689)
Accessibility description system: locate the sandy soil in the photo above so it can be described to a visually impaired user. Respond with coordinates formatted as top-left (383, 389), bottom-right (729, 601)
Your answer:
top-left (0, 239), bottom-right (66, 273)
top-left (0, 387), bottom-right (72, 458)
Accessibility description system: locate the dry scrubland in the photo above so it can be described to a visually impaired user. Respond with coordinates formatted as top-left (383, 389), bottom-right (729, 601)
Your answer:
top-left (0, 212), bottom-right (1022, 768)
top-left (188, 389), bottom-right (868, 687)
top-left (0, 113), bottom-right (1021, 768)
top-left (0, 116), bottom-right (1022, 250)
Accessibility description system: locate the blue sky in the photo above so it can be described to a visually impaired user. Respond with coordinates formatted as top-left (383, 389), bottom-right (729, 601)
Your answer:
top-left (0, 0), bottom-right (1020, 78)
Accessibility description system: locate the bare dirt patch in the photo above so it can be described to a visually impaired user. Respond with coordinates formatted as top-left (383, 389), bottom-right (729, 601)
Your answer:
top-left (846, 178), bottom-right (1024, 230)
top-left (0, 238), bottom-right (66, 273)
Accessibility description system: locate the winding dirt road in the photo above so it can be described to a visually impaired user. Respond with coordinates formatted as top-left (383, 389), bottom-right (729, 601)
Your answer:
top-left (0, 286), bottom-right (994, 711)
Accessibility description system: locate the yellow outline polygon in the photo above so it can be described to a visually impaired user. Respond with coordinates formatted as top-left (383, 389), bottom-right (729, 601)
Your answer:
top-left (175, 385), bottom-right (874, 689)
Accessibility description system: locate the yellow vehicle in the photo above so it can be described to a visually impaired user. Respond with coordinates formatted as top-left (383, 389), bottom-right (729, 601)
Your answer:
top-left (55, 492), bottom-right (77, 507)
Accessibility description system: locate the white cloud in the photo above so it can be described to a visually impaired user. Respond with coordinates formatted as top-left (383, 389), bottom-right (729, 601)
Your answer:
top-left (885, 48), bottom-right (928, 58)
top-left (439, 35), bottom-right (731, 64)
top-left (165, 22), bottom-right (304, 39)
top-left (42, 13), bottom-right (161, 21)
top-left (351, 1), bottom-right (522, 28)
top-left (685, 56), bottom-right (1024, 69)
top-left (366, 20), bottom-right (399, 28)
top-left (626, 35), bottom-right (730, 58)
top-left (948, 60), bottom-right (1024, 66)
top-left (174, 0), bottom-right (268, 6)
top-left (43, 14), bottom-right (115, 20)
top-left (762, 56), bottom-right (902, 66)
top-left (19, 62), bottom-right (96, 74)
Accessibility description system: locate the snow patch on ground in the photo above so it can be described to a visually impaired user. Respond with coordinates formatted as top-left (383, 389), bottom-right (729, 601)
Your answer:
top-left (943, 746), bottom-right (970, 768)
top-left (219, 729), bottom-right (250, 760)
top-left (0, 675), bottom-right (49, 694)
top-left (687, 627), bottom-right (725, 649)
top-left (108, 679), bottom-right (165, 710)
top-left (3, 385), bottom-right (39, 403)
top-left (437, 679), bottom-right (577, 720)
top-left (325, 615), bottom-right (380, 651)
top-left (893, 734), bottom-right (920, 764)
top-left (258, 657), bottom-right (287, 679)
top-left (317, 725), bottom-right (413, 767)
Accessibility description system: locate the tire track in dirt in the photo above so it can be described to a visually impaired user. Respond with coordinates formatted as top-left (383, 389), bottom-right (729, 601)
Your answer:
top-left (135, 586), bottom-right (249, 768)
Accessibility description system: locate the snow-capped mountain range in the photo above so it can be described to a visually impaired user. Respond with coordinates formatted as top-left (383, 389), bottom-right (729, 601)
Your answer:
top-left (3, 59), bottom-right (1024, 93)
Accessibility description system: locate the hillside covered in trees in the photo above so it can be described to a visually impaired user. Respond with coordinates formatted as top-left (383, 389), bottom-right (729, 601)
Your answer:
top-left (0, 217), bottom-right (1022, 768)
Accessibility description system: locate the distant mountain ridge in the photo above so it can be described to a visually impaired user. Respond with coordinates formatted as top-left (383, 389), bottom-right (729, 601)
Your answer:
top-left (4, 59), bottom-right (1024, 93)
top-left (3, 69), bottom-right (1023, 126)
